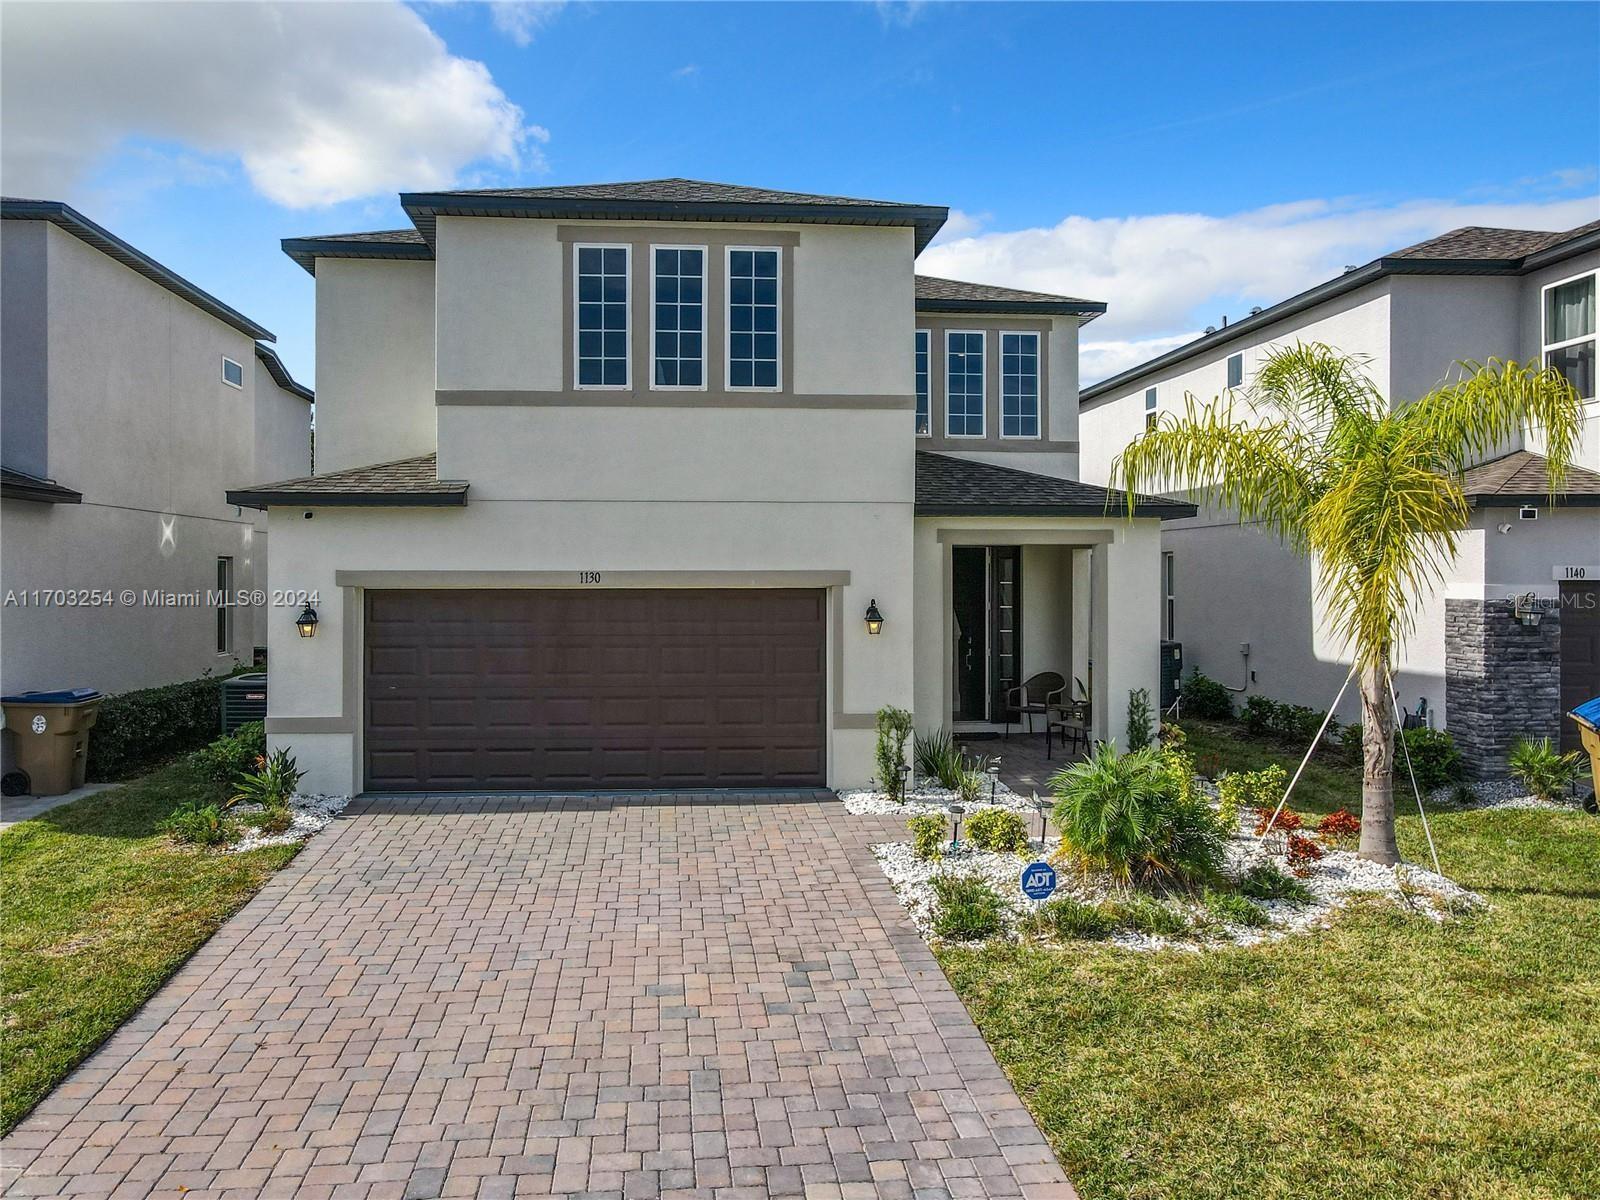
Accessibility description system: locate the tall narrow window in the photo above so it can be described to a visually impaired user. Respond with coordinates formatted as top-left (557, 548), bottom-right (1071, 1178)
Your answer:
top-left (1162, 552), bottom-right (1176, 640)
top-left (1000, 332), bottom-right (1040, 438)
top-left (652, 247), bottom-right (704, 388)
top-left (576, 245), bottom-right (630, 388)
top-left (215, 557), bottom-right (233, 654)
top-left (1144, 387), bottom-right (1158, 432)
top-left (914, 330), bottom-right (931, 436)
top-left (728, 248), bottom-right (780, 389)
top-left (1226, 353), bottom-right (1244, 389)
top-left (946, 330), bottom-right (985, 437)
top-left (1544, 272), bottom-right (1596, 400)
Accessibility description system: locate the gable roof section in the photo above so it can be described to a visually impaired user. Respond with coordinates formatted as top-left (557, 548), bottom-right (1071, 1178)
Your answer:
top-left (1, 466), bottom-right (82, 505)
top-left (1460, 450), bottom-right (1600, 508)
top-left (915, 274), bottom-right (1106, 321)
top-left (281, 228), bottom-right (430, 276)
top-left (1081, 217), bottom-right (1600, 408)
top-left (227, 453), bottom-right (467, 509)
top-left (253, 344), bottom-right (313, 403)
top-left (915, 451), bottom-right (1196, 518)
top-left (2, 198), bottom-right (275, 341)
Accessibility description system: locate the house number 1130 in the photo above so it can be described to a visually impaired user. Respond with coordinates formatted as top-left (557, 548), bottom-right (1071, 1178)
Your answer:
top-left (578, 571), bottom-right (602, 584)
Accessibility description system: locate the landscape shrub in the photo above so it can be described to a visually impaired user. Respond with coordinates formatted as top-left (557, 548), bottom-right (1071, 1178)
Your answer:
top-left (1237, 862), bottom-right (1313, 904)
top-left (966, 808), bottom-right (1029, 854)
top-left (163, 799), bottom-right (238, 847)
top-left (248, 805), bottom-right (293, 835)
top-left (1399, 727), bottom-right (1465, 791)
top-left (1180, 669), bottom-right (1235, 720)
top-left (1217, 763), bottom-right (1288, 828)
top-left (1285, 833), bottom-right (1325, 874)
top-left (1315, 808), bottom-right (1361, 839)
top-left (189, 721), bottom-right (266, 790)
top-left (1102, 893), bottom-right (1189, 937)
top-left (1203, 888), bottom-right (1269, 928)
top-left (1241, 695), bottom-right (1328, 745)
top-left (86, 672), bottom-right (242, 780)
top-left (1158, 722), bottom-right (1187, 749)
top-left (1126, 687), bottom-right (1154, 751)
top-left (874, 706), bottom-right (915, 801)
top-left (1050, 744), bottom-right (1225, 887)
top-left (1034, 896), bottom-right (1114, 941)
top-left (1253, 804), bottom-right (1302, 836)
top-left (1507, 736), bottom-right (1584, 801)
top-left (914, 728), bottom-right (965, 789)
top-left (908, 814), bottom-right (946, 862)
top-left (930, 874), bottom-right (1006, 941)
top-left (957, 769), bottom-right (986, 807)
top-left (231, 747), bottom-right (303, 809)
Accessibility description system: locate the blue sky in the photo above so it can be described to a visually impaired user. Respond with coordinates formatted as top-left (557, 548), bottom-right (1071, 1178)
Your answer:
top-left (4, 1), bottom-right (1597, 386)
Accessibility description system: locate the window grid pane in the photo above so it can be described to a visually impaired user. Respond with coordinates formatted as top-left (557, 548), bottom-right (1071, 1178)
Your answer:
top-left (728, 249), bottom-right (779, 389)
top-left (1227, 354), bottom-right (1243, 389)
top-left (653, 248), bottom-right (704, 388)
top-left (946, 332), bottom-right (984, 436)
top-left (1000, 332), bottom-right (1039, 437)
top-left (914, 331), bottom-right (930, 436)
top-left (577, 246), bottom-right (629, 387)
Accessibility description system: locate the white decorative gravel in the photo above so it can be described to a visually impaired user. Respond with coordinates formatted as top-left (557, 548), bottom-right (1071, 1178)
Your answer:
top-left (229, 792), bottom-right (349, 853)
top-left (1427, 778), bottom-right (1582, 812)
top-left (839, 780), bottom-right (1038, 816)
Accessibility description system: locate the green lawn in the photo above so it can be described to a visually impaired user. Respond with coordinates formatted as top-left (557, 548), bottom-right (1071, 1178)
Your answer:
top-left (0, 761), bottom-right (299, 1134)
top-left (939, 721), bottom-right (1600, 1200)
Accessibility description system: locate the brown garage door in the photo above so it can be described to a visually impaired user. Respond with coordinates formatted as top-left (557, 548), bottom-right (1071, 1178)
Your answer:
top-left (363, 589), bottom-right (826, 791)
top-left (1560, 581), bottom-right (1600, 754)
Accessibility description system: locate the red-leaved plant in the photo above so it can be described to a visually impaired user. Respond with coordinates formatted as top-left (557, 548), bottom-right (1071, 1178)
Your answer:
top-left (1254, 805), bottom-right (1302, 836)
top-left (1286, 833), bottom-right (1325, 874)
top-left (1316, 808), bottom-right (1361, 839)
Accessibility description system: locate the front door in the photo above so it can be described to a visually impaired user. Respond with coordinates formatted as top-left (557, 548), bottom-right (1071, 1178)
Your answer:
top-left (951, 546), bottom-right (1024, 722)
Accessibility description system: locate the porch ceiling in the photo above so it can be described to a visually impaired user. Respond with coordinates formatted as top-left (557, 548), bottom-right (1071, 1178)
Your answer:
top-left (914, 451), bottom-right (1197, 519)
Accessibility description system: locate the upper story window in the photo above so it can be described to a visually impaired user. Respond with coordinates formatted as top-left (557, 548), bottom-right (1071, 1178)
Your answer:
top-left (1226, 352), bottom-right (1244, 389)
top-left (1544, 271), bottom-right (1596, 401)
top-left (576, 244), bottom-right (630, 388)
top-left (1000, 332), bottom-right (1040, 438)
top-left (652, 246), bottom-right (705, 389)
top-left (946, 330), bottom-right (985, 437)
top-left (221, 356), bottom-right (244, 389)
top-left (914, 330), bottom-right (931, 436)
top-left (1144, 387), bottom-right (1158, 432)
top-left (727, 248), bottom-right (779, 389)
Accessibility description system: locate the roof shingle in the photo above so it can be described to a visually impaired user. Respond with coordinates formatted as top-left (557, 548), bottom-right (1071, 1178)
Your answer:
top-left (915, 274), bottom-right (1106, 319)
top-left (227, 454), bottom-right (468, 509)
top-left (1391, 220), bottom-right (1600, 261)
top-left (1459, 450), bottom-right (1600, 507)
top-left (915, 451), bottom-right (1195, 518)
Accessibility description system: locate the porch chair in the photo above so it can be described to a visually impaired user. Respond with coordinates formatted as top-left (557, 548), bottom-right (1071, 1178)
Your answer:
top-left (1046, 701), bottom-right (1091, 760)
top-left (1004, 672), bottom-right (1067, 740)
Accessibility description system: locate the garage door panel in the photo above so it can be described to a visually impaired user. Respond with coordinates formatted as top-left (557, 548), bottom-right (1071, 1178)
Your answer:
top-left (365, 589), bottom-right (826, 790)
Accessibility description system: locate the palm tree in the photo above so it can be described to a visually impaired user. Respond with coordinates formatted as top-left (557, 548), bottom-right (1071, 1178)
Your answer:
top-left (1113, 345), bottom-right (1583, 864)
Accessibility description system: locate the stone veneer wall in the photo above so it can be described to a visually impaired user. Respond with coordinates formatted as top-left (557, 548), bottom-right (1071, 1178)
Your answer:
top-left (1445, 598), bottom-right (1562, 779)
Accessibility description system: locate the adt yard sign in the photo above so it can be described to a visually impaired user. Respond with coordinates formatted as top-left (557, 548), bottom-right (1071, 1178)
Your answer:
top-left (1021, 861), bottom-right (1058, 901)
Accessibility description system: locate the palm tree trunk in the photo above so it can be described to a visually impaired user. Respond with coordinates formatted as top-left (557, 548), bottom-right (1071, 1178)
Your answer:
top-left (1358, 660), bottom-right (1399, 865)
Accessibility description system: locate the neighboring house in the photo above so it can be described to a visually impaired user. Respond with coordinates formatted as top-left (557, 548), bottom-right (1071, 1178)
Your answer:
top-left (1079, 220), bottom-right (1600, 771)
top-left (233, 178), bottom-right (1193, 796)
top-left (0, 200), bottom-right (313, 745)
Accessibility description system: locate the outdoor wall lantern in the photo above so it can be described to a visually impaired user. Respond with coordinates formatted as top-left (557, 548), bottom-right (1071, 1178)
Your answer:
top-left (864, 598), bottom-right (884, 635)
top-left (295, 604), bottom-right (320, 638)
top-left (1513, 593), bottom-right (1544, 628)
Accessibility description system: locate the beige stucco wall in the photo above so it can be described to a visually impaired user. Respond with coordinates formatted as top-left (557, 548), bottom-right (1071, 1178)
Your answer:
top-left (314, 258), bottom-right (435, 472)
top-left (434, 216), bottom-right (562, 392)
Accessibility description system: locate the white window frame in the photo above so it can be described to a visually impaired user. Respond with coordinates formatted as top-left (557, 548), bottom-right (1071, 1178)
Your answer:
top-left (573, 242), bottom-right (632, 391)
top-left (1162, 551), bottom-right (1175, 640)
top-left (724, 245), bottom-right (782, 393)
top-left (221, 356), bottom-right (244, 390)
top-left (998, 330), bottom-right (1042, 440)
top-left (915, 328), bottom-right (932, 437)
top-left (1144, 386), bottom-right (1158, 432)
top-left (1541, 268), bottom-right (1597, 402)
top-left (649, 243), bottom-right (708, 392)
top-left (215, 556), bottom-right (234, 655)
top-left (945, 329), bottom-right (986, 439)
top-left (1226, 352), bottom-right (1244, 390)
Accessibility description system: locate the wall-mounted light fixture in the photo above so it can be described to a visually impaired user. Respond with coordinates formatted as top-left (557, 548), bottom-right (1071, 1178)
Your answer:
top-left (1513, 593), bottom-right (1544, 628)
top-left (864, 598), bottom-right (884, 635)
top-left (295, 604), bottom-right (320, 638)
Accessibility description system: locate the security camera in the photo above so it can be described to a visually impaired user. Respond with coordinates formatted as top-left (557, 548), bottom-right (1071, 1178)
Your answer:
top-left (1497, 523), bottom-right (1512, 534)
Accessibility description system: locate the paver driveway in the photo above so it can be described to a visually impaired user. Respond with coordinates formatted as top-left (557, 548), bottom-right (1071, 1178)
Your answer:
top-left (2, 793), bottom-right (1076, 1200)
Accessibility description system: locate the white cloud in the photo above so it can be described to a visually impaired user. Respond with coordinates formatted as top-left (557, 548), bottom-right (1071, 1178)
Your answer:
top-left (1, 1), bottom-right (543, 208)
top-left (489, 1), bottom-right (567, 47)
top-left (918, 192), bottom-right (1600, 384)
top-left (671, 64), bottom-right (701, 81)
top-left (928, 207), bottom-right (988, 244)
top-left (874, 1), bottom-right (928, 27)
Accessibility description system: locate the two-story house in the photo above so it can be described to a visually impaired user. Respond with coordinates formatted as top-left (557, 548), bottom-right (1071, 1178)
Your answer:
top-left (1, 200), bottom-right (312, 734)
top-left (232, 179), bottom-right (1193, 796)
top-left (1079, 219), bottom-right (1600, 773)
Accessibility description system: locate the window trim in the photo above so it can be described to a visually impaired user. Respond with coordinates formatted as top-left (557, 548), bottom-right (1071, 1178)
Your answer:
top-left (944, 328), bottom-right (987, 439)
top-left (572, 242), bottom-right (633, 391)
top-left (221, 356), bottom-right (244, 390)
top-left (724, 245), bottom-right (783, 393)
top-left (998, 329), bottom-right (1042, 440)
top-left (215, 556), bottom-right (234, 655)
top-left (1226, 352), bottom-right (1244, 390)
top-left (1144, 386), bottom-right (1158, 432)
top-left (1162, 551), bottom-right (1175, 641)
top-left (915, 328), bottom-right (932, 438)
top-left (648, 243), bottom-right (708, 392)
top-left (1541, 268), bottom-right (1597, 402)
